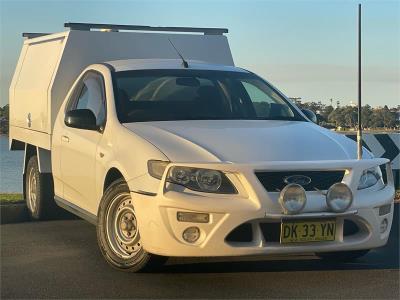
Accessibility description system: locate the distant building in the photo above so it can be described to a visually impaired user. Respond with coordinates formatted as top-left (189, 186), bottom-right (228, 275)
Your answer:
top-left (349, 101), bottom-right (357, 107)
top-left (289, 97), bottom-right (302, 105)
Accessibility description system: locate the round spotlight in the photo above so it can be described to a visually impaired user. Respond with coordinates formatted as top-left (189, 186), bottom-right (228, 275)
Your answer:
top-left (279, 184), bottom-right (307, 214)
top-left (380, 218), bottom-right (388, 233)
top-left (182, 227), bottom-right (200, 243)
top-left (326, 183), bottom-right (353, 213)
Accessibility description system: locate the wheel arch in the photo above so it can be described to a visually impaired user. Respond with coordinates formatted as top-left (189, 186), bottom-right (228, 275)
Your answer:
top-left (103, 167), bottom-right (126, 192)
top-left (23, 144), bottom-right (53, 200)
top-left (23, 144), bottom-right (52, 174)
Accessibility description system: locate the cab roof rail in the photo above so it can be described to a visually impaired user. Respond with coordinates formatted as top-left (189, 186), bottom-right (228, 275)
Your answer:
top-left (22, 33), bottom-right (51, 39)
top-left (64, 22), bottom-right (228, 35)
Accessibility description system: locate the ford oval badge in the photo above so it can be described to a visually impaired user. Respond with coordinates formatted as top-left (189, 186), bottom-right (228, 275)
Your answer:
top-left (283, 175), bottom-right (312, 186)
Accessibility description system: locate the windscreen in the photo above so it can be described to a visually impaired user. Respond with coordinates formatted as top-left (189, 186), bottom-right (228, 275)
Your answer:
top-left (113, 69), bottom-right (304, 123)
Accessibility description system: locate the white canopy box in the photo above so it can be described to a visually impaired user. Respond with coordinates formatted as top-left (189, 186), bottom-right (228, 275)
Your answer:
top-left (9, 23), bottom-right (233, 150)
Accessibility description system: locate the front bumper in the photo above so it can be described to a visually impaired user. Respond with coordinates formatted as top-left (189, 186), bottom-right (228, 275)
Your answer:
top-left (130, 158), bottom-right (395, 257)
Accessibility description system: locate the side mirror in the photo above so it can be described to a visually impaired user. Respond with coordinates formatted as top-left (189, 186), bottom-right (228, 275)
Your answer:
top-left (302, 109), bottom-right (318, 123)
top-left (65, 109), bottom-right (98, 130)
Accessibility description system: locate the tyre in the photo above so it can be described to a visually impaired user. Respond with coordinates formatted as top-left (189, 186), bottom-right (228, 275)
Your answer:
top-left (25, 155), bottom-right (59, 220)
top-left (316, 249), bottom-right (370, 262)
top-left (97, 178), bottom-right (167, 272)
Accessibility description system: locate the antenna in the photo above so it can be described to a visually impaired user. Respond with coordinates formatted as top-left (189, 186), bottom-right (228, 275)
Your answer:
top-left (168, 38), bottom-right (189, 68)
top-left (357, 3), bottom-right (363, 160)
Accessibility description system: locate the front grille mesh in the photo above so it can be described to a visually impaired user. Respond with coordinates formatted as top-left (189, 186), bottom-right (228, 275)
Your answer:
top-left (259, 223), bottom-right (281, 242)
top-left (255, 170), bottom-right (345, 192)
top-left (343, 220), bottom-right (359, 236)
top-left (225, 222), bottom-right (281, 243)
top-left (225, 223), bottom-right (253, 243)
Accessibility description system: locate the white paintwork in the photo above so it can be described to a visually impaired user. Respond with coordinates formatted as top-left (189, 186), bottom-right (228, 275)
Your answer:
top-left (51, 63), bottom-right (394, 257)
top-left (9, 30), bottom-right (233, 150)
top-left (134, 160), bottom-right (395, 256)
top-left (9, 28), bottom-right (395, 259)
top-left (123, 120), bottom-right (373, 163)
top-left (107, 59), bottom-right (241, 72)
top-left (51, 64), bottom-right (168, 214)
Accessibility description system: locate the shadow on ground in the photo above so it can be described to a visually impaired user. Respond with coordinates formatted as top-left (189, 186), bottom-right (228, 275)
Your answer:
top-left (1, 205), bottom-right (398, 299)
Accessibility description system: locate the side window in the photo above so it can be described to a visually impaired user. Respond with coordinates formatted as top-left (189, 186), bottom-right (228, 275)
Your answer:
top-left (242, 82), bottom-right (271, 117)
top-left (76, 85), bottom-right (89, 109)
top-left (71, 72), bottom-right (106, 127)
top-left (241, 80), bottom-right (294, 118)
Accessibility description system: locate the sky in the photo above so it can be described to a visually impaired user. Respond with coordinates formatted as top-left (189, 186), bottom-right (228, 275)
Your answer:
top-left (0, 0), bottom-right (399, 107)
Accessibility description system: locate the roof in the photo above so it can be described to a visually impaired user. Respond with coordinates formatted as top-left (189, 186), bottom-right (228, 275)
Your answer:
top-left (106, 59), bottom-right (246, 73)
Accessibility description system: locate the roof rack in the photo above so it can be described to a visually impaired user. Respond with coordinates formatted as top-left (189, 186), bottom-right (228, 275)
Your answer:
top-left (64, 22), bottom-right (228, 35)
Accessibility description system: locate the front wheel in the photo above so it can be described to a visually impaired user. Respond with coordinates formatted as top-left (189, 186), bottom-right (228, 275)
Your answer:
top-left (316, 249), bottom-right (370, 262)
top-left (97, 178), bottom-right (167, 272)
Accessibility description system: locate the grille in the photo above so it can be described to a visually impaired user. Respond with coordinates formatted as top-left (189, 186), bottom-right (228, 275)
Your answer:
top-left (225, 223), bottom-right (253, 243)
top-left (255, 170), bottom-right (345, 192)
top-left (343, 220), bottom-right (359, 236)
top-left (259, 223), bottom-right (281, 242)
top-left (225, 222), bottom-right (282, 243)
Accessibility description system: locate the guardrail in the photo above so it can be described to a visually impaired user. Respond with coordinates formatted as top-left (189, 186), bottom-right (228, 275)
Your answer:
top-left (344, 133), bottom-right (400, 189)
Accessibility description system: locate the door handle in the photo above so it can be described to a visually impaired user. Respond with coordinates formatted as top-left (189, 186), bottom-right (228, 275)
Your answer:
top-left (61, 135), bottom-right (70, 143)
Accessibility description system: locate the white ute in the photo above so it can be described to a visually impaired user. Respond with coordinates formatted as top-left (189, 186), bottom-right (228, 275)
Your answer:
top-left (9, 23), bottom-right (395, 272)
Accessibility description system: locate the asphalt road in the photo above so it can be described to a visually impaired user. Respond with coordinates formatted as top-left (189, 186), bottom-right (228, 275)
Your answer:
top-left (1, 206), bottom-right (399, 299)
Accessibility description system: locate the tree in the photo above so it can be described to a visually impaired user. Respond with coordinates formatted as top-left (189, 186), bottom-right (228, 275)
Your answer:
top-left (343, 106), bottom-right (357, 128)
top-left (328, 107), bottom-right (346, 127)
top-left (382, 106), bottom-right (396, 128)
top-left (321, 105), bottom-right (334, 122)
top-left (361, 105), bottom-right (373, 128)
top-left (0, 104), bottom-right (9, 119)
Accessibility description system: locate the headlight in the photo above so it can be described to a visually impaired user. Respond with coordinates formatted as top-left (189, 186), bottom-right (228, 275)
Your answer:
top-left (148, 160), bottom-right (169, 179)
top-left (358, 167), bottom-right (382, 190)
top-left (167, 166), bottom-right (237, 194)
top-left (279, 184), bottom-right (307, 214)
top-left (326, 183), bottom-right (353, 213)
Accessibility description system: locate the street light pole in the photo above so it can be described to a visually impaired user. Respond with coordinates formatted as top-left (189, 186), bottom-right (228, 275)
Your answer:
top-left (357, 3), bottom-right (363, 160)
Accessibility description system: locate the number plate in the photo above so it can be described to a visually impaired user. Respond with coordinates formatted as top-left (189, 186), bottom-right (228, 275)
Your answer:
top-left (280, 219), bottom-right (336, 243)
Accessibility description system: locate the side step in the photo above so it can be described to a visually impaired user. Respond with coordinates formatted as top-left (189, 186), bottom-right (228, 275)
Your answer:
top-left (54, 196), bottom-right (97, 225)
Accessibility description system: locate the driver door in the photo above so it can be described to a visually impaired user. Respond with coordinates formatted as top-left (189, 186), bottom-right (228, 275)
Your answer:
top-left (60, 71), bottom-right (106, 212)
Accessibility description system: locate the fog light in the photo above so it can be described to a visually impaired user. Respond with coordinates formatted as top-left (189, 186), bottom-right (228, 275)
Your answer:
top-left (326, 183), bottom-right (353, 213)
top-left (279, 184), bottom-right (307, 214)
top-left (182, 227), bottom-right (200, 243)
top-left (177, 212), bottom-right (209, 223)
top-left (380, 218), bottom-right (388, 233)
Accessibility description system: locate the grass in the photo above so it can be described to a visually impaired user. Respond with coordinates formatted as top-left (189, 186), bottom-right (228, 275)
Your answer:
top-left (0, 193), bottom-right (24, 203)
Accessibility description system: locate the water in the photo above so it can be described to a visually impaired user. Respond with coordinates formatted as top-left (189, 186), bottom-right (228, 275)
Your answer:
top-left (0, 135), bottom-right (24, 193)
